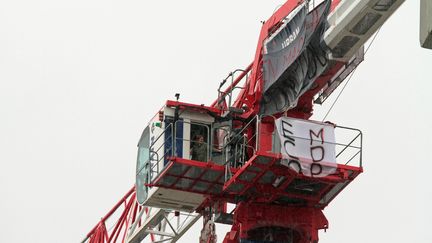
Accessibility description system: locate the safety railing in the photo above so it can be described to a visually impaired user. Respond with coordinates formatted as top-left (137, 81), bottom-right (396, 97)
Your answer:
top-left (213, 64), bottom-right (252, 113)
top-left (142, 115), bottom-right (260, 184)
top-left (222, 116), bottom-right (259, 181)
top-left (148, 123), bottom-right (173, 184)
top-left (270, 121), bottom-right (363, 169)
top-left (135, 123), bottom-right (173, 186)
top-left (221, 115), bottom-right (362, 181)
top-left (145, 120), bottom-right (213, 184)
top-left (333, 125), bottom-right (363, 168)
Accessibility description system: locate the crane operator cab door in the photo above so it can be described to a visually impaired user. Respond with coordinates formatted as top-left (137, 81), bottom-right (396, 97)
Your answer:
top-left (136, 104), bottom-right (216, 211)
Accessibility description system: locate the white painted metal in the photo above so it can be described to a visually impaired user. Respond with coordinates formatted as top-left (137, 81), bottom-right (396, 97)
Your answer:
top-left (142, 107), bottom-right (213, 213)
top-left (129, 106), bottom-right (213, 242)
top-left (126, 207), bottom-right (201, 243)
top-left (145, 188), bottom-right (205, 212)
top-left (325, 0), bottom-right (405, 61)
top-left (127, 208), bottom-right (166, 243)
top-left (420, 0), bottom-right (432, 49)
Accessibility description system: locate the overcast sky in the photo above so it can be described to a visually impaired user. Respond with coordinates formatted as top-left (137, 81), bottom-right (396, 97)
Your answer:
top-left (1, 1), bottom-right (431, 243)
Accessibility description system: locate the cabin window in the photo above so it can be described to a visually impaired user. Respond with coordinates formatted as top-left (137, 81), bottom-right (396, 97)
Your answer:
top-left (190, 123), bottom-right (210, 162)
top-left (136, 126), bottom-right (150, 204)
top-left (164, 118), bottom-right (183, 164)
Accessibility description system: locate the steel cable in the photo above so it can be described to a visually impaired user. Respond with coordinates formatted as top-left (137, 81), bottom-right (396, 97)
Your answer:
top-left (321, 27), bottom-right (381, 121)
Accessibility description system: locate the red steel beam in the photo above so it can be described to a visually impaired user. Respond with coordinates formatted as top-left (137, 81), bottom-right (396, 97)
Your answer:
top-left (84, 187), bottom-right (135, 242)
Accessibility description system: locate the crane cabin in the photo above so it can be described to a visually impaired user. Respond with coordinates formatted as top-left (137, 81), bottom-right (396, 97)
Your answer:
top-left (136, 101), bottom-right (218, 211)
top-left (136, 98), bottom-right (363, 219)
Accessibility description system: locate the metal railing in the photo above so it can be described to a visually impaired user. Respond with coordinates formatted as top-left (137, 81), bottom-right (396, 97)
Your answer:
top-left (145, 121), bottom-right (213, 184)
top-left (139, 116), bottom-right (260, 184)
top-left (214, 66), bottom-right (252, 113)
top-left (142, 114), bottom-right (363, 186)
top-left (136, 123), bottom-right (173, 184)
top-left (270, 121), bottom-right (363, 169)
top-left (222, 116), bottom-right (259, 181)
top-left (334, 125), bottom-right (363, 167)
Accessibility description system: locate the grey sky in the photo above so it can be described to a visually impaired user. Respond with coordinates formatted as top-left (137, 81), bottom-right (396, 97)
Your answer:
top-left (0, 1), bottom-right (431, 243)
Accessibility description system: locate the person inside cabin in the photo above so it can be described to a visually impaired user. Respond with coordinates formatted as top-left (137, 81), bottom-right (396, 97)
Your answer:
top-left (191, 134), bottom-right (207, 162)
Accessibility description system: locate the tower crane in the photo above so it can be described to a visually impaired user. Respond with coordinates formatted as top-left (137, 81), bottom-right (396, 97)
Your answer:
top-left (82, 1), bottom-right (431, 243)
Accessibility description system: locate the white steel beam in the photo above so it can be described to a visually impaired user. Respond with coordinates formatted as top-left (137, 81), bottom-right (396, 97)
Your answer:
top-left (325, 0), bottom-right (405, 61)
top-left (126, 207), bottom-right (201, 243)
top-left (420, 0), bottom-right (432, 49)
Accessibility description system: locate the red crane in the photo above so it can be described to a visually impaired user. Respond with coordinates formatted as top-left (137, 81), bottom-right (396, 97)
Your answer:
top-left (82, 0), bottom-right (429, 243)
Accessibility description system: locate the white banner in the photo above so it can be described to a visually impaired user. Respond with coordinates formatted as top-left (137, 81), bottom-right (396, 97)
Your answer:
top-left (275, 117), bottom-right (337, 177)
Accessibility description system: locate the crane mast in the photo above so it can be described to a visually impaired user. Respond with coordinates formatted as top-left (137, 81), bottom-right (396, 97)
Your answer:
top-left (82, 0), bottom-right (427, 243)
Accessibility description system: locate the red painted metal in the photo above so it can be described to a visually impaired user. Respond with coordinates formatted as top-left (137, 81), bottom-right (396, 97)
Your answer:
top-left (226, 6), bottom-right (348, 121)
top-left (331, 0), bottom-right (342, 11)
top-left (233, 0), bottom-right (305, 116)
top-left (83, 187), bottom-right (155, 243)
top-left (211, 63), bottom-right (253, 108)
top-left (223, 203), bottom-right (328, 243)
top-left (149, 143), bottom-right (362, 210)
top-left (85, 1), bottom-right (364, 243)
top-left (220, 151), bottom-right (361, 206)
top-left (166, 100), bottom-right (221, 115)
top-left (151, 156), bottom-right (237, 197)
top-left (85, 187), bottom-right (135, 242)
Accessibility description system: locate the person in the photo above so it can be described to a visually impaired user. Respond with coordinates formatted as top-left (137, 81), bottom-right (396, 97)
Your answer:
top-left (191, 135), bottom-right (207, 162)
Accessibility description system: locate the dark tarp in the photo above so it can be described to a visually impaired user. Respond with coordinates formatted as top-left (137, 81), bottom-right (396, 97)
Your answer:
top-left (260, 0), bottom-right (331, 115)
